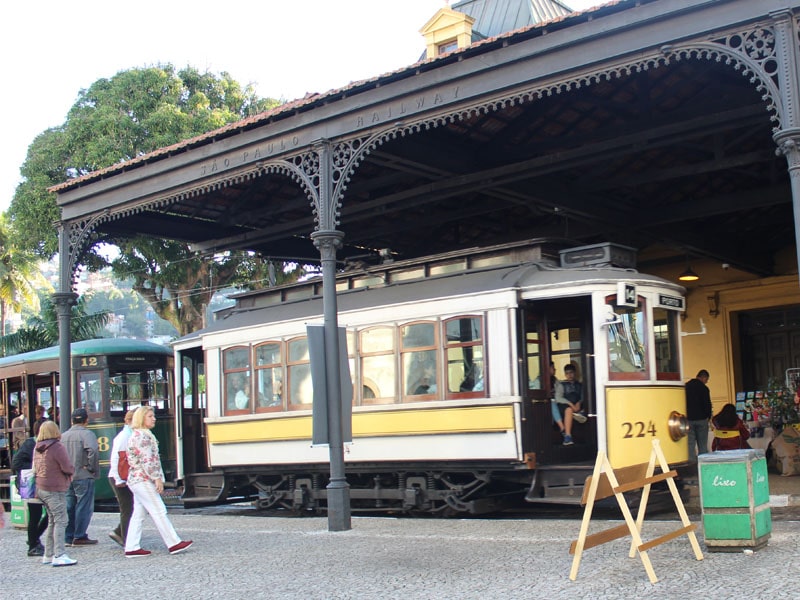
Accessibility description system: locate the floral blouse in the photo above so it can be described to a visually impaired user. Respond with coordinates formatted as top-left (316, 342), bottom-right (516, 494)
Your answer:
top-left (126, 428), bottom-right (164, 485)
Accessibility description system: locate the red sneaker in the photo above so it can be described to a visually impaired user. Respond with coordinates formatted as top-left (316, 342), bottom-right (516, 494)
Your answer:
top-left (168, 540), bottom-right (193, 555)
top-left (125, 549), bottom-right (152, 558)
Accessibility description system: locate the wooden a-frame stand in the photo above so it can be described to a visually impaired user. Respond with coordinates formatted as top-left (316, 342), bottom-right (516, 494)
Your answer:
top-left (569, 439), bottom-right (703, 584)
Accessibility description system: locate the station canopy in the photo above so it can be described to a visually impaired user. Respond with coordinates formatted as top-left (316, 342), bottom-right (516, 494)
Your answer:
top-left (53, 0), bottom-right (796, 278)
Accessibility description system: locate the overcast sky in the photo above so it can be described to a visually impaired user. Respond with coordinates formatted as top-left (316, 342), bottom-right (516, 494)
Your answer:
top-left (0, 0), bottom-right (601, 212)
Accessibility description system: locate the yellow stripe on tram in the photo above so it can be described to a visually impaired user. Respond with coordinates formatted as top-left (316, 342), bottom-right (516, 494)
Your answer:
top-left (207, 405), bottom-right (516, 444)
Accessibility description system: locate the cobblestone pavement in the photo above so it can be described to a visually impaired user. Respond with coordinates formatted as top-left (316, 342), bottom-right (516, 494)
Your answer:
top-left (2, 509), bottom-right (798, 600)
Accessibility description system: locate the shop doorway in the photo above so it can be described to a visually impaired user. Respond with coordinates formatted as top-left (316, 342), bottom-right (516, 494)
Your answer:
top-left (739, 305), bottom-right (800, 390)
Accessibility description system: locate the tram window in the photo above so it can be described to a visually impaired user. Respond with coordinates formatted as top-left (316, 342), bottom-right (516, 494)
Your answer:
top-left (359, 327), bottom-right (396, 404)
top-left (445, 316), bottom-right (485, 396)
top-left (78, 372), bottom-right (103, 415)
top-left (402, 322), bottom-right (438, 400)
top-left (526, 331), bottom-right (543, 390)
top-left (654, 307), bottom-right (681, 380)
top-left (551, 327), bottom-right (582, 379)
top-left (109, 374), bottom-right (126, 414)
top-left (287, 337), bottom-right (313, 408)
top-left (181, 357), bottom-right (193, 410)
top-left (606, 296), bottom-right (648, 381)
top-left (255, 342), bottom-right (283, 411)
top-left (147, 369), bottom-right (171, 412)
top-left (223, 346), bottom-right (251, 415)
top-left (181, 357), bottom-right (206, 410)
top-left (37, 389), bottom-right (52, 410)
top-left (346, 330), bottom-right (356, 406)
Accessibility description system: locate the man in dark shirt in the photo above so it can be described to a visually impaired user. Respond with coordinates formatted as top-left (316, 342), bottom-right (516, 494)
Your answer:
top-left (685, 369), bottom-right (712, 461)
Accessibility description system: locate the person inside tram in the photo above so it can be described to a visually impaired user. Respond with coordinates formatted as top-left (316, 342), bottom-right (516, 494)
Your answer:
top-left (410, 359), bottom-right (437, 395)
top-left (33, 405), bottom-right (48, 438)
top-left (459, 363), bottom-right (484, 392)
top-left (47, 405), bottom-right (61, 428)
top-left (229, 374), bottom-right (250, 410)
top-left (11, 402), bottom-right (29, 452)
top-left (0, 404), bottom-right (9, 468)
top-left (256, 373), bottom-right (283, 408)
top-left (553, 363), bottom-right (587, 446)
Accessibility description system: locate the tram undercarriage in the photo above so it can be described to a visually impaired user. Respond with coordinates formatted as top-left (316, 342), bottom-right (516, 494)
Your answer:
top-left (183, 463), bottom-right (534, 515)
top-left (182, 459), bottom-right (690, 515)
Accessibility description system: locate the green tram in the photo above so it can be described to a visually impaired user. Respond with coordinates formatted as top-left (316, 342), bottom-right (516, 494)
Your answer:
top-left (0, 338), bottom-right (176, 503)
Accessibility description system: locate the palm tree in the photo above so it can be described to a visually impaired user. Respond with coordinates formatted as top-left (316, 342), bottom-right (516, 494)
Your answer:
top-left (0, 214), bottom-right (50, 343)
top-left (0, 295), bottom-right (110, 355)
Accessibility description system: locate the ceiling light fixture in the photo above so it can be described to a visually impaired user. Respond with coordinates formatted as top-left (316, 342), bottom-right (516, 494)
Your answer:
top-left (678, 265), bottom-right (699, 282)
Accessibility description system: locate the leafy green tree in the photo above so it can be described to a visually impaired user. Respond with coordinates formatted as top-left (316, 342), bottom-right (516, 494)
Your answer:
top-left (9, 65), bottom-right (283, 335)
top-left (0, 214), bottom-right (51, 343)
top-left (0, 295), bottom-right (110, 355)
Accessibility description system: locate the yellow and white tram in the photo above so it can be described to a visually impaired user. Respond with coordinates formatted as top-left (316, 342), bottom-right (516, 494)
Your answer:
top-left (175, 240), bottom-right (689, 514)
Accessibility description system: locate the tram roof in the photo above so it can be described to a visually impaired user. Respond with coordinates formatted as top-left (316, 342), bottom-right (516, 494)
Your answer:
top-left (184, 261), bottom-right (681, 343)
top-left (0, 338), bottom-right (172, 379)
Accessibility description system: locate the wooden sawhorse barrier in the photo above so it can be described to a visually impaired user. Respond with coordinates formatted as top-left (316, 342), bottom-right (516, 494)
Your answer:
top-left (569, 439), bottom-right (703, 583)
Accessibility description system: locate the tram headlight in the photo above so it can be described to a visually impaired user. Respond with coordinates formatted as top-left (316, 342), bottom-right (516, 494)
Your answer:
top-left (668, 411), bottom-right (689, 441)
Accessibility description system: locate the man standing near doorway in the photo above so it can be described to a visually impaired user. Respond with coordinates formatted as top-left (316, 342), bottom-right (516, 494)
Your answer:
top-left (685, 369), bottom-right (712, 462)
top-left (61, 407), bottom-right (100, 545)
top-left (11, 403), bottom-right (29, 452)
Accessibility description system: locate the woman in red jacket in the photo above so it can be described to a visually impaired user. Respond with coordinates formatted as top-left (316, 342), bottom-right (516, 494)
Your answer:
top-left (33, 421), bottom-right (77, 566)
top-left (711, 403), bottom-right (751, 451)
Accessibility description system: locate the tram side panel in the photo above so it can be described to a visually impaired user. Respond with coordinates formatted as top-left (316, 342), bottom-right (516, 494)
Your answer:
top-left (205, 403), bottom-right (523, 467)
top-left (189, 298), bottom-right (531, 510)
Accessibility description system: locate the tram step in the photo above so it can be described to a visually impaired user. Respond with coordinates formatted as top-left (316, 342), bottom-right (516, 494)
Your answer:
top-left (182, 496), bottom-right (222, 506)
top-left (525, 495), bottom-right (583, 505)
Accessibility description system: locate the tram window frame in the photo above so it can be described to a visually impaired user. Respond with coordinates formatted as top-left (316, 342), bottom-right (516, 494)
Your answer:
top-left (108, 367), bottom-right (172, 416)
top-left (401, 321), bottom-right (439, 402)
top-left (254, 341), bottom-right (284, 413)
top-left (605, 295), bottom-right (649, 381)
top-left (146, 367), bottom-right (173, 413)
top-left (346, 329), bottom-right (356, 407)
top-left (222, 345), bottom-right (252, 416)
top-left (444, 315), bottom-right (486, 398)
top-left (653, 307), bottom-right (681, 380)
top-left (287, 336), bottom-right (313, 410)
top-left (525, 327), bottom-right (548, 395)
top-left (77, 371), bottom-right (104, 417)
top-left (359, 326), bottom-right (397, 405)
top-left (181, 356), bottom-right (194, 410)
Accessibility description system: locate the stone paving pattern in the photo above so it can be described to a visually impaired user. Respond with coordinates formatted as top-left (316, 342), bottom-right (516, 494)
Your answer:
top-left (2, 509), bottom-right (799, 600)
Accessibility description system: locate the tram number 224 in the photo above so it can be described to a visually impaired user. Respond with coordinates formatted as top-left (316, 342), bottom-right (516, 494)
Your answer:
top-left (621, 421), bottom-right (657, 438)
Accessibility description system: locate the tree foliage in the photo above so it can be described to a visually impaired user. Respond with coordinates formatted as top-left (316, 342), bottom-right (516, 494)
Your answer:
top-left (9, 65), bottom-right (282, 335)
top-left (0, 214), bottom-right (51, 342)
top-left (0, 295), bottom-right (110, 356)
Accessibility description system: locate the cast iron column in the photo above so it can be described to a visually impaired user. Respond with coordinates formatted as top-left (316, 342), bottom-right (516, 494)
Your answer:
top-left (54, 225), bottom-right (77, 431)
top-left (772, 10), bottom-right (800, 279)
top-left (311, 139), bottom-right (352, 531)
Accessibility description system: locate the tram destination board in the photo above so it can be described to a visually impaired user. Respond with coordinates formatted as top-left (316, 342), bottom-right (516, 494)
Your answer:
top-left (559, 243), bottom-right (637, 268)
top-left (657, 294), bottom-right (684, 310)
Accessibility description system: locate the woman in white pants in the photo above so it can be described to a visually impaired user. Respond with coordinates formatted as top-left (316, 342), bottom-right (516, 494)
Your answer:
top-left (124, 406), bottom-right (192, 557)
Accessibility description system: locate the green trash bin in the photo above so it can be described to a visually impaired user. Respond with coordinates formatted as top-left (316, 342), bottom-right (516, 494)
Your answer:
top-left (9, 475), bottom-right (28, 529)
top-left (698, 448), bottom-right (771, 552)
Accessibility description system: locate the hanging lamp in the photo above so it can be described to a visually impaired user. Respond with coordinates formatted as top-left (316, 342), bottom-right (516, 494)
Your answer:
top-left (678, 264), bottom-right (699, 282)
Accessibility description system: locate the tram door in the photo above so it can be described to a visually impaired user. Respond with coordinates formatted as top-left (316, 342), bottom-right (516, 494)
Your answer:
top-left (521, 297), bottom-right (596, 465)
top-left (177, 348), bottom-right (208, 477)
